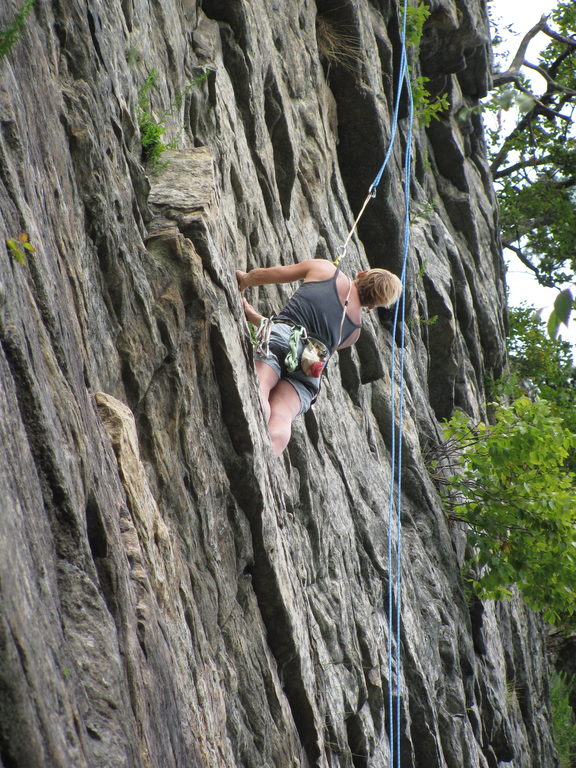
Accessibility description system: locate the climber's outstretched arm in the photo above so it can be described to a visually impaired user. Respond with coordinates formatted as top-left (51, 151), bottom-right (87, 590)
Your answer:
top-left (235, 260), bottom-right (332, 292)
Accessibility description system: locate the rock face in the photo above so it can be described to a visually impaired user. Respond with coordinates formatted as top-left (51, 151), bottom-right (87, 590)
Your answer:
top-left (0, 1), bottom-right (557, 767)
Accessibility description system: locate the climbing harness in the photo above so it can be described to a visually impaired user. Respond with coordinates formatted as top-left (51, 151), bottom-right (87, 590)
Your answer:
top-left (253, 277), bottom-right (352, 381)
top-left (285, 328), bottom-right (330, 379)
top-left (253, 316), bottom-right (274, 358)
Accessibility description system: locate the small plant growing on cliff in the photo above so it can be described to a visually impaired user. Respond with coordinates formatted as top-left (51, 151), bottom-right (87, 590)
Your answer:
top-left (412, 75), bottom-right (450, 126)
top-left (137, 69), bottom-right (172, 167)
top-left (405, 3), bottom-right (450, 126)
top-left (411, 200), bottom-right (436, 224)
top-left (406, 313), bottom-right (438, 328)
top-left (6, 233), bottom-right (35, 264)
top-left (137, 68), bottom-right (209, 170)
top-left (0, 0), bottom-right (36, 63)
top-left (435, 397), bottom-right (576, 627)
top-left (405, 1), bottom-right (430, 47)
top-left (126, 46), bottom-right (142, 67)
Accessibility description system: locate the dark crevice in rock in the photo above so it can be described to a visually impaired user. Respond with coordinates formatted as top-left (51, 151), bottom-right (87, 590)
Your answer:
top-left (338, 346), bottom-right (362, 405)
top-left (422, 272), bottom-right (458, 420)
top-left (0, 325), bottom-right (81, 561)
top-left (445, 246), bottom-right (483, 381)
top-left (201, 0), bottom-right (248, 49)
top-left (85, 493), bottom-right (118, 619)
top-left (119, 353), bottom-right (141, 410)
top-left (263, 69), bottom-right (295, 219)
top-left (0, 134), bottom-right (25, 203)
top-left (469, 111), bottom-right (497, 197)
top-left (120, 0), bottom-right (133, 31)
top-left (225, 464), bottom-right (321, 766)
top-left (404, 680), bottom-right (441, 765)
top-left (426, 115), bottom-right (470, 194)
top-left (209, 323), bottom-right (255, 456)
top-left (346, 712), bottom-right (369, 767)
top-left (302, 407), bottom-right (322, 454)
top-left (469, 595), bottom-right (487, 656)
top-left (355, 325), bottom-right (386, 384)
top-left (85, 493), bottom-right (107, 559)
top-left (86, 8), bottom-right (105, 69)
top-left (315, 1), bottom-right (404, 272)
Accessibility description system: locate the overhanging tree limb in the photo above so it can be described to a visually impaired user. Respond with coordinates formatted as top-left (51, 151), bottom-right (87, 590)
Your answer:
top-left (501, 242), bottom-right (543, 280)
top-left (488, 1), bottom-right (576, 291)
top-left (492, 15), bottom-right (550, 87)
top-left (494, 154), bottom-right (555, 179)
top-left (541, 23), bottom-right (576, 49)
top-left (523, 61), bottom-right (576, 95)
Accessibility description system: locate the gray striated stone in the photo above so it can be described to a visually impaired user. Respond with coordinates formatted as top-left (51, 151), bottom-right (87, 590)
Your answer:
top-left (0, 1), bottom-right (557, 767)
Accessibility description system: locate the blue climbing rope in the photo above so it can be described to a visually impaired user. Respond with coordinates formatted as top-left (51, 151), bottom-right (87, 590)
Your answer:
top-left (383, 3), bottom-right (413, 767)
top-left (394, 66), bottom-right (413, 768)
top-left (331, 1), bottom-right (414, 762)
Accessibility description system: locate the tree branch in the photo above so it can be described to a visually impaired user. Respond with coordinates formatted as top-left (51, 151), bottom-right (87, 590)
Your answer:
top-left (492, 15), bottom-right (549, 87)
top-left (548, 44), bottom-right (576, 80)
top-left (542, 23), bottom-right (576, 49)
top-left (514, 81), bottom-right (573, 120)
top-left (502, 242), bottom-right (543, 279)
top-left (489, 21), bottom-right (576, 176)
top-left (523, 60), bottom-right (576, 96)
top-left (490, 93), bottom-right (572, 175)
top-left (494, 154), bottom-right (555, 179)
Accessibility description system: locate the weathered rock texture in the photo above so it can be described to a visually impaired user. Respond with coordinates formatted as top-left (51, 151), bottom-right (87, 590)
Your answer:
top-left (0, 0), bottom-right (558, 767)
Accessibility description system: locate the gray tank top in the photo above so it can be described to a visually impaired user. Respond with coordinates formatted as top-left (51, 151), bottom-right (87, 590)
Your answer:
top-left (275, 269), bottom-right (361, 350)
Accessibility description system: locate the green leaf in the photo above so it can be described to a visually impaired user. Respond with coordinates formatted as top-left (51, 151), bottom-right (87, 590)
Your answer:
top-left (547, 310), bottom-right (560, 339)
top-left (438, 394), bottom-right (576, 628)
top-left (553, 288), bottom-right (573, 327)
top-left (6, 238), bottom-right (26, 264)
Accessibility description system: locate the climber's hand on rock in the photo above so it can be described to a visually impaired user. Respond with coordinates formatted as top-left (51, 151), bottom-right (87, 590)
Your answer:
top-left (236, 270), bottom-right (249, 292)
top-left (242, 298), bottom-right (264, 326)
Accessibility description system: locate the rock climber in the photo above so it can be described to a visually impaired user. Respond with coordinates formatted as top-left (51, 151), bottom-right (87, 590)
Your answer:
top-left (236, 259), bottom-right (402, 456)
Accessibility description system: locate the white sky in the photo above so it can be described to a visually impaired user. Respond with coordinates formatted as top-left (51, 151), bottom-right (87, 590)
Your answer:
top-left (488, 0), bottom-right (576, 348)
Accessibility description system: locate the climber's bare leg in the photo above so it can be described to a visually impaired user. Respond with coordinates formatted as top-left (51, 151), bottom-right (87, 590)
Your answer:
top-left (242, 295), bottom-right (276, 421)
top-left (267, 380), bottom-right (301, 456)
top-left (254, 361), bottom-right (278, 423)
top-left (243, 299), bottom-right (299, 454)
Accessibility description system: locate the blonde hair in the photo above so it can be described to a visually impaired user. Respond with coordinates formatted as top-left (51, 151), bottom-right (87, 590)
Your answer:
top-left (357, 269), bottom-right (402, 308)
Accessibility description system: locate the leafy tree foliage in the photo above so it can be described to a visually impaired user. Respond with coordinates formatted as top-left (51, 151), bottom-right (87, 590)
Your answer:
top-left (506, 306), bottom-right (576, 470)
top-left (487, 1), bottom-right (576, 292)
top-left (439, 398), bottom-right (576, 627)
top-left (486, 1), bottom-right (576, 337)
top-left (433, 307), bottom-right (576, 628)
